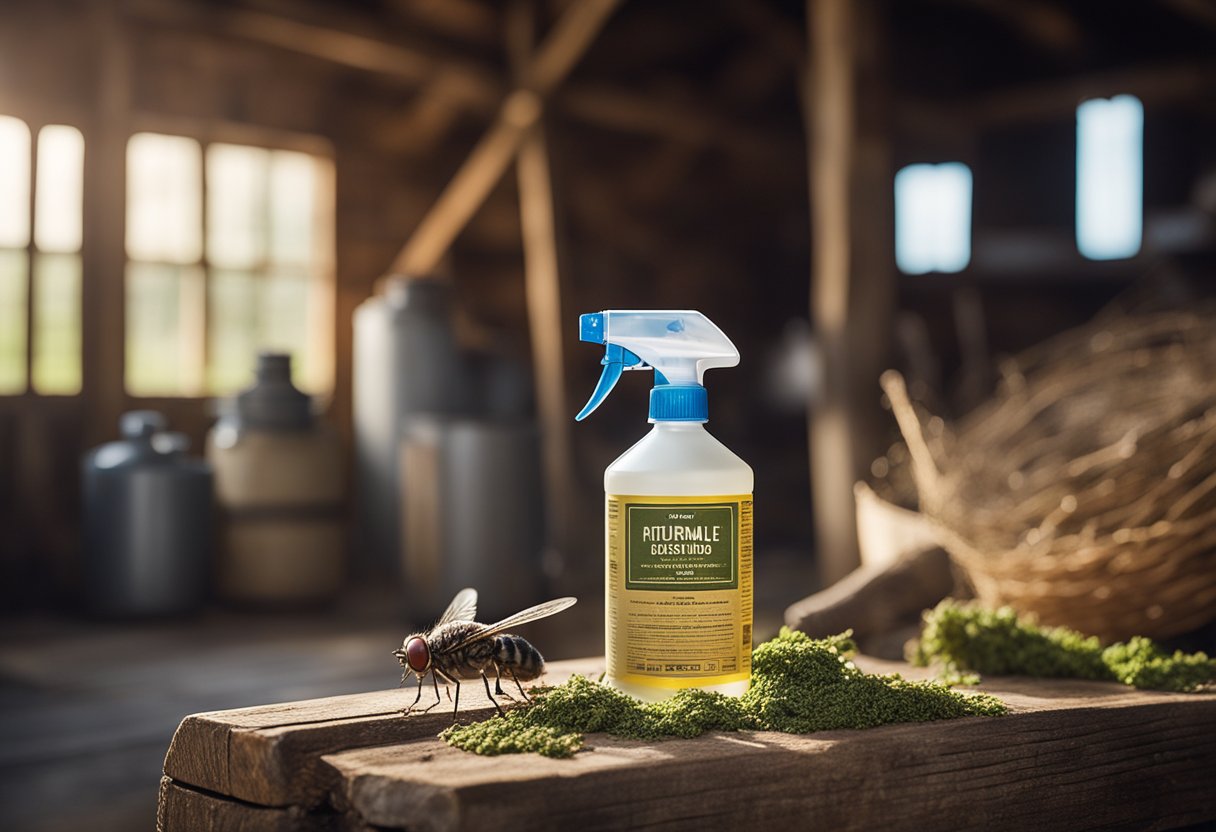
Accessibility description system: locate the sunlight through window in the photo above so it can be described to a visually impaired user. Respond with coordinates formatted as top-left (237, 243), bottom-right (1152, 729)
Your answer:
top-left (35, 125), bottom-right (84, 253)
top-left (32, 125), bottom-right (85, 394)
top-left (126, 133), bottom-right (333, 397)
top-left (126, 133), bottom-right (202, 264)
top-left (1076, 95), bottom-right (1143, 261)
top-left (0, 116), bottom-right (31, 249)
top-left (0, 116), bottom-right (30, 393)
top-left (895, 162), bottom-right (972, 274)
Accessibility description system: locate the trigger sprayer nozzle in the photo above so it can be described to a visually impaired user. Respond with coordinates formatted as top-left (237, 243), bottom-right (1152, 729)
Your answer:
top-left (575, 343), bottom-right (644, 421)
top-left (574, 310), bottom-right (739, 423)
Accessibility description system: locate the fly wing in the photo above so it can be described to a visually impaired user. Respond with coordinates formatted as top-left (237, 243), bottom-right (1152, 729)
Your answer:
top-left (449, 597), bottom-right (577, 649)
top-left (436, 588), bottom-right (478, 626)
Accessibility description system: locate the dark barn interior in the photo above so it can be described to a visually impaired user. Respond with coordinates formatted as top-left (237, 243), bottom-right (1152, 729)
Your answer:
top-left (1, 1), bottom-right (1215, 829)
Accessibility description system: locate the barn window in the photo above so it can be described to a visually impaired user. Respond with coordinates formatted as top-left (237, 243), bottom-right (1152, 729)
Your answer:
top-left (0, 115), bottom-right (85, 396)
top-left (1076, 95), bottom-right (1143, 261)
top-left (894, 162), bottom-right (972, 275)
top-left (124, 132), bottom-right (334, 397)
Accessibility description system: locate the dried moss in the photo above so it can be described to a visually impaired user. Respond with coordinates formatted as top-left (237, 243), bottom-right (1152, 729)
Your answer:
top-left (910, 600), bottom-right (1216, 693)
top-left (742, 629), bottom-right (1005, 733)
top-left (441, 628), bottom-right (1006, 758)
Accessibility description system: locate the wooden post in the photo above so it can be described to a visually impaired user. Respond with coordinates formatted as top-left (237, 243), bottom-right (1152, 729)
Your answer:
top-left (81, 2), bottom-right (130, 448)
top-left (392, 0), bottom-right (620, 276)
top-left (805, 0), bottom-right (895, 586)
top-left (508, 1), bottom-right (577, 571)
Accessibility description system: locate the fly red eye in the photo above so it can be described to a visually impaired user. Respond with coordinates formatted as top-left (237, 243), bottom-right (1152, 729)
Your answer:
top-left (405, 637), bottom-right (430, 672)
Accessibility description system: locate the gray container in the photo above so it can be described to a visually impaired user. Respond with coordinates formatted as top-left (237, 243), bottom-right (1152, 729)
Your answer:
top-left (208, 354), bottom-right (345, 607)
top-left (82, 411), bottom-right (213, 615)
top-left (353, 277), bottom-right (468, 576)
top-left (399, 418), bottom-right (543, 623)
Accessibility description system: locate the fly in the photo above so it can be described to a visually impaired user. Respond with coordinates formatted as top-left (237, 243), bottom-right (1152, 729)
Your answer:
top-left (394, 588), bottom-right (577, 719)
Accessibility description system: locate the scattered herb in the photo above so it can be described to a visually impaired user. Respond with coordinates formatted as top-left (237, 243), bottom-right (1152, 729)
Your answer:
top-left (911, 600), bottom-right (1216, 693)
top-left (441, 628), bottom-right (1006, 758)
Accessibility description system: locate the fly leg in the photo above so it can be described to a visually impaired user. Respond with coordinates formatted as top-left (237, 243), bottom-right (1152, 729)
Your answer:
top-left (402, 672), bottom-right (425, 715)
top-left (433, 668), bottom-right (462, 720)
top-left (508, 666), bottom-right (531, 702)
top-left (492, 663), bottom-right (516, 702)
top-left (481, 671), bottom-right (506, 717)
top-left (417, 670), bottom-right (444, 713)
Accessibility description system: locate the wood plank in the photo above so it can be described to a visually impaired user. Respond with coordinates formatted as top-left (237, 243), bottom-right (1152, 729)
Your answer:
top-left (162, 658), bottom-right (605, 808)
top-left (321, 677), bottom-right (1216, 831)
top-left (156, 778), bottom-right (326, 832)
top-left (392, 0), bottom-right (621, 276)
top-left (161, 655), bottom-right (1216, 831)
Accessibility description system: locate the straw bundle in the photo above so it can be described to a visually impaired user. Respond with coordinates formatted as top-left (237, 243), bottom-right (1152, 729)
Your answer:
top-left (882, 310), bottom-right (1216, 642)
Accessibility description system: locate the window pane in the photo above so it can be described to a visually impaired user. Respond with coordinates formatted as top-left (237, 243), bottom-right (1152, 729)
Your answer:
top-left (32, 253), bottom-right (81, 394)
top-left (207, 268), bottom-right (258, 394)
top-left (126, 133), bottom-right (202, 263)
top-left (0, 116), bottom-right (31, 249)
top-left (207, 144), bottom-right (268, 269)
top-left (268, 151), bottom-right (317, 267)
top-left (1077, 95), bottom-right (1143, 261)
top-left (35, 125), bottom-right (84, 253)
top-left (0, 249), bottom-right (28, 393)
top-left (895, 162), bottom-right (972, 274)
top-left (125, 262), bottom-right (205, 395)
top-left (260, 269), bottom-right (313, 389)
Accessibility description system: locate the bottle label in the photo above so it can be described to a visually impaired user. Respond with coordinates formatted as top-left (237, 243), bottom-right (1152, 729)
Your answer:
top-left (606, 494), bottom-right (753, 687)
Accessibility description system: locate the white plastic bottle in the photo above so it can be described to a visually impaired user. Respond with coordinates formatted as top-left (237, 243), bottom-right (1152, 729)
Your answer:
top-left (576, 311), bottom-right (754, 702)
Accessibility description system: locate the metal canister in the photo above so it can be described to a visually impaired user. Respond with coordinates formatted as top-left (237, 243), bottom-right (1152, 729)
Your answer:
top-left (353, 277), bottom-right (469, 577)
top-left (399, 417), bottom-right (543, 623)
top-left (207, 353), bottom-right (345, 607)
top-left (81, 411), bottom-right (213, 615)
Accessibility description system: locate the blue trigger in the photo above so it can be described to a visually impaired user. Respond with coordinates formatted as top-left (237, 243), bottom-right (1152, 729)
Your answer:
top-left (576, 344), bottom-right (644, 421)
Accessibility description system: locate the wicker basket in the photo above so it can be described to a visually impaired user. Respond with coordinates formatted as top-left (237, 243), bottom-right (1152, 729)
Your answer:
top-left (881, 310), bottom-right (1216, 642)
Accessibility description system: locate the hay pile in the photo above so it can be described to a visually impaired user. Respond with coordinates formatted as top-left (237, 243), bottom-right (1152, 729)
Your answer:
top-left (883, 310), bottom-right (1216, 641)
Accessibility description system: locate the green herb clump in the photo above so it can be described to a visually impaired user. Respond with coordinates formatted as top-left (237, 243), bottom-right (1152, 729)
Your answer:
top-left (743, 629), bottom-right (1006, 733)
top-left (441, 628), bottom-right (1006, 758)
top-left (911, 600), bottom-right (1216, 693)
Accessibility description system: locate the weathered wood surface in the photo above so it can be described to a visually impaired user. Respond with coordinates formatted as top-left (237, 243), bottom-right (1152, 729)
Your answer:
top-left (161, 658), bottom-right (605, 811)
top-left (161, 657), bottom-right (1216, 832)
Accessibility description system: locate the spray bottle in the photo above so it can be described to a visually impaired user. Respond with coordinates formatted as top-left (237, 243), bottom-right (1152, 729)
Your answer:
top-left (576, 310), bottom-right (753, 702)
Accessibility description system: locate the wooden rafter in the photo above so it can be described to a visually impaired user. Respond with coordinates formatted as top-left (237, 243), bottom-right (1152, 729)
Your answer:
top-left (508, 0), bottom-right (578, 569)
top-left (805, 0), bottom-right (895, 586)
top-left (124, 0), bottom-right (500, 101)
top-left (392, 0), bottom-right (622, 276)
top-left (898, 61), bottom-right (1216, 133)
top-left (931, 0), bottom-right (1084, 54)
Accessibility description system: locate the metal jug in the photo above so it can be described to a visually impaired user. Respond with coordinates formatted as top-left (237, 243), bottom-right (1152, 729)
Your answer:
top-left (208, 354), bottom-right (345, 607)
top-left (81, 411), bottom-right (213, 615)
top-left (353, 277), bottom-right (469, 577)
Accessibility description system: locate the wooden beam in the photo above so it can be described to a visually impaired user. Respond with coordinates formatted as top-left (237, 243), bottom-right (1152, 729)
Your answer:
top-left (123, 0), bottom-right (501, 102)
top-left (508, 1), bottom-right (578, 570)
top-left (558, 83), bottom-right (784, 160)
top-left (897, 61), bottom-right (1216, 133)
top-left (932, 0), bottom-right (1084, 54)
top-left (805, 0), bottom-right (895, 587)
top-left (81, 2), bottom-right (131, 448)
top-left (392, 0), bottom-right (622, 276)
top-left (160, 658), bottom-right (1216, 830)
top-left (1161, 0), bottom-right (1216, 31)
top-left (389, 0), bottom-right (500, 46)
